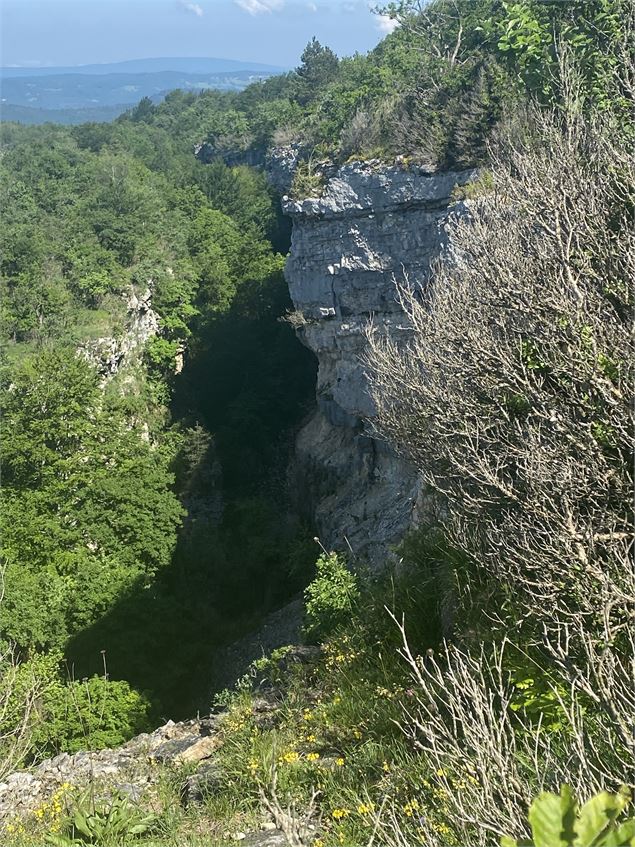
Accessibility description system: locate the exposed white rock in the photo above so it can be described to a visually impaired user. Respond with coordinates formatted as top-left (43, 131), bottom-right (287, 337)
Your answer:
top-left (283, 160), bottom-right (474, 563)
top-left (77, 286), bottom-right (159, 379)
top-left (0, 717), bottom-right (222, 820)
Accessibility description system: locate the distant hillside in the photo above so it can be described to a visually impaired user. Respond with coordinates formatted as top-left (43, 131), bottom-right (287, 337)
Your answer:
top-left (0, 56), bottom-right (285, 78)
top-left (0, 102), bottom-right (133, 125)
top-left (0, 59), bottom-right (283, 125)
top-left (1, 70), bottom-right (276, 112)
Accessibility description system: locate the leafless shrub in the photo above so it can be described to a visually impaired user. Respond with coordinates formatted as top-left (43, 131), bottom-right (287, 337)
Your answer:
top-left (0, 650), bottom-right (44, 780)
top-left (369, 616), bottom-right (632, 847)
top-left (273, 126), bottom-right (302, 147)
top-left (367, 105), bottom-right (634, 618)
top-left (365, 55), bottom-right (635, 842)
top-left (339, 109), bottom-right (385, 159)
top-left (258, 765), bottom-right (320, 847)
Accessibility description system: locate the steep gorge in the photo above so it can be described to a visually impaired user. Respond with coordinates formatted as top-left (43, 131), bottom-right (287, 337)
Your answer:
top-left (206, 158), bottom-right (477, 685)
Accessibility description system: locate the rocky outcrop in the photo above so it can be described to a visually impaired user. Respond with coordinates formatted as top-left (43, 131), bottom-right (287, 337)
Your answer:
top-left (0, 717), bottom-right (222, 820)
top-left (282, 161), bottom-right (475, 563)
top-left (0, 701), bottom-right (294, 845)
top-left (78, 286), bottom-right (159, 379)
top-left (266, 145), bottom-right (306, 195)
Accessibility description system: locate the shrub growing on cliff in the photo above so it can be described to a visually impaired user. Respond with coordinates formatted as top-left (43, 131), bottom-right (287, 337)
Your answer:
top-left (304, 553), bottom-right (359, 642)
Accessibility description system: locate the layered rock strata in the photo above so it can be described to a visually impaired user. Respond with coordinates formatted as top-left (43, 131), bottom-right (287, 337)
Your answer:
top-left (282, 162), bottom-right (474, 563)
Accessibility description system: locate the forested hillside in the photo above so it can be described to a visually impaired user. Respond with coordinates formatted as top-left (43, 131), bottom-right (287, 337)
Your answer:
top-left (0, 78), bottom-right (317, 728)
top-left (1, 1), bottom-right (633, 845)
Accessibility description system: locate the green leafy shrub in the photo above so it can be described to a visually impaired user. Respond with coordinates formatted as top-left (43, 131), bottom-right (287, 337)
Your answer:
top-left (36, 676), bottom-right (152, 755)
top-left (304, 553), bottom-right (359, 642)
top-left (46, 790), bottom-right (158, 846)
top-left (501, 785), bottom-right (635, 847)
top-left (0, 650), bottom-right (60, 776)
top-left (144, 335), bottom-right (180, 374)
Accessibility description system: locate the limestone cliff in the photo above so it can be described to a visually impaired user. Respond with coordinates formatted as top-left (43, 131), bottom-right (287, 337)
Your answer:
top-left (78, 286), bottom-right (159, 379)
top-left (281, 161), bottom-right (475, 563)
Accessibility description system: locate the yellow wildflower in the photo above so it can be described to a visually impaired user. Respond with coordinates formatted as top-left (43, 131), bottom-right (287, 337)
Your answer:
top-left (306, 752), bottom-right (320, 762)
top-left (403, 799), bottom-right (420, 818)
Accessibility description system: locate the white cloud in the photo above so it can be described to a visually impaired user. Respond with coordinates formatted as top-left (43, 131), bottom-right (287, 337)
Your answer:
top-left (306, 1), bottom-right (318, 10)
top-left (235, 0), bottom-right (284, 14)
top-left (178, 0), bottom-right (204, 16)
top-left (375, 13), bottom-right (398, 33)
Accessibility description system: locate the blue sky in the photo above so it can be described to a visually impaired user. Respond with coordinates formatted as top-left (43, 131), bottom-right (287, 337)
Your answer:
top-left (1, 0), bottom-right (397, 69)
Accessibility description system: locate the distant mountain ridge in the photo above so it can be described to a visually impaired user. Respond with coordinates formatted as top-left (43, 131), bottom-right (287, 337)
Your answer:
top-left (0, 56), bottom-right (286, 125)
top-left (0, 57), bottom-right (286, 78)
top-left (1, 70), bottom-right (274, 110)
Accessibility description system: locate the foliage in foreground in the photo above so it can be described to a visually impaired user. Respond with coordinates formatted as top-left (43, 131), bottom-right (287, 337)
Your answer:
top-left (45, 791), bottom-right (158, 847)
top-left (363, 46), bottom-right (634, 847)
top-left (501, 785), bottom-right (635, 847)
top-left (2, 536), bottom-right (634, 845)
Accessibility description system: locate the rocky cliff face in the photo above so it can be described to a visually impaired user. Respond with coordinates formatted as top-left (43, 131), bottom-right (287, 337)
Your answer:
top-left (78, 287), bottom-right (160, 379)
top-left (281, 161), bottom-right (475, 563)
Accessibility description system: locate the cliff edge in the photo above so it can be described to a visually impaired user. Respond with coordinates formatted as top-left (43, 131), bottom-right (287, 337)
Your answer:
top-left (281, 160), bottom-right (475, 562)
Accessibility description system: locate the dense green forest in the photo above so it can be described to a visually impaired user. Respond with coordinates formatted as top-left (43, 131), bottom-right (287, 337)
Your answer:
top-left (0, 58), bottom-right (318, 729)
top-left (0, 0), bottom-right (633, 845)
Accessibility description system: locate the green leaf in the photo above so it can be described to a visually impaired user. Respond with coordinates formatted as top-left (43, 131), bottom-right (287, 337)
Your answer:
top-left (574, 791), bottom-right (617, 845)
top-left (601, 819), bottom-right (635, 846)
top-left (71, 810), bottom-right (93, 839)
top-left (44, 835), bottom-right (76, 847)
top-left (560, 785), bottom-right (578, 844)
top-left (129, 823), bottom-right (151, 835)
top-left (500, 837), bottom-right (519, 847)
top-left (528, 786), bottom-right (576, 847)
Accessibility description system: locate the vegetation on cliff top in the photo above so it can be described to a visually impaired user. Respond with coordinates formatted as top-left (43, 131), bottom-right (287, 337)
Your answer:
top-left (119, 0), bottom-right (631, 174)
